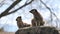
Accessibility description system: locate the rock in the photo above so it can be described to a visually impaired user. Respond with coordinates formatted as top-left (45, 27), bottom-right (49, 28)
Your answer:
top-left (15, 26), bottom-right (59, 34)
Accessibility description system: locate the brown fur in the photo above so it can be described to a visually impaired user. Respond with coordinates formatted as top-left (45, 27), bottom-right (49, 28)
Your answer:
top-left (16, 16), bottom-right (24, 28)
top-left (31, 19), bottom-right (37, 26)
top-left (16, 16), bottom-right (30, 28)
top-left (29, 9), bottom-right (44, 26)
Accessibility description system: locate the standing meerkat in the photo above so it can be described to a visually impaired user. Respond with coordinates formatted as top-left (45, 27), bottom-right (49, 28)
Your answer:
top-left (29, 9), bottom-right (45, 26)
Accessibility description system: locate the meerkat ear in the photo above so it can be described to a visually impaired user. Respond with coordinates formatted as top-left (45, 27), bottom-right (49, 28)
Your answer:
top-left (18, 16), bottom-right (21, 18)
top-left (16, 16), bottom-right (21, 21)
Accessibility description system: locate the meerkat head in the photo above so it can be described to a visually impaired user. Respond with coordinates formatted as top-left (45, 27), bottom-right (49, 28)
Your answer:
top-left (16, 16), bottom-right (22, 21)
top-left (29, 9), bottom-right (37, 14)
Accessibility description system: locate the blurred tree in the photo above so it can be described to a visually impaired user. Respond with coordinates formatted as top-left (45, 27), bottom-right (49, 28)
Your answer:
top-left (40, 0), bottom-right (59, 27)
top-left (0, 0), bottom-right (34, 18)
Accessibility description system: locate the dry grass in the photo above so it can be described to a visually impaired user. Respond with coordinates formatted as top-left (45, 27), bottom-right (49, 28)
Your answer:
top-left (0, 32), bottom-right (15, 34)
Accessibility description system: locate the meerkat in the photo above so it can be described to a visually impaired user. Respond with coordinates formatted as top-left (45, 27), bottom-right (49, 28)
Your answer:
top-left (29, 9), bottom-right (45, 26)
top-left (16, 16), bottom-right (24, 28)
top-left (31, 19), bottom-right (37, 26)
top-left (16, 16), bottom-right (30, 28)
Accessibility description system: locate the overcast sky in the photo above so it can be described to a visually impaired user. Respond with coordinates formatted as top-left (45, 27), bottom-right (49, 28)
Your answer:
top-left (0, 0), bottom-right (60, 32)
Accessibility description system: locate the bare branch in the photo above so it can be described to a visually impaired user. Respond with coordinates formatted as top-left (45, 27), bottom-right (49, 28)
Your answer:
top-left (0, 0), bottom-right (21, 18)
top-left (40, 0), bottom-right (59, 23)
top-left (9, 0), bottom-right (34, 14)
top-left (0, 0), bottom-right (34, 18)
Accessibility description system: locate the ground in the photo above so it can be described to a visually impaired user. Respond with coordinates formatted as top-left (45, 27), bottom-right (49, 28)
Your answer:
top-left (0, 32), bottom-right (15, 34)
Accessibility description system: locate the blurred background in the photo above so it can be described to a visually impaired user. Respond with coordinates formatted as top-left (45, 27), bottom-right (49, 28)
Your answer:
top-left (0, 0), bottom-right (60, 33)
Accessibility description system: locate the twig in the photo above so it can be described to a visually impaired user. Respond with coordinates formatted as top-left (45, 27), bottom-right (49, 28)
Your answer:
top-left (0, 0), bottom-right (34, 18)
top-left (40, 0), bottom-right (59, 23)
top-left (7, 0), bottom-right (34, 16)
top-left (0, 0), bottom-right (21, 18)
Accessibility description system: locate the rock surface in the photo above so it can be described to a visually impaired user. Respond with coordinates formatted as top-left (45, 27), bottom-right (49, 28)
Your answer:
top-left (15, 26), bottom-right (59, 34)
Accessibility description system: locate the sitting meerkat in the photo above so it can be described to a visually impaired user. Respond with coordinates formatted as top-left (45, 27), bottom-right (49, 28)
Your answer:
top-left (16, 16), bottom-right (24, 28)
top-left (29, 9), bottom-right (45, 26)
top-left (16, 16), bottom-right (30, 28)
